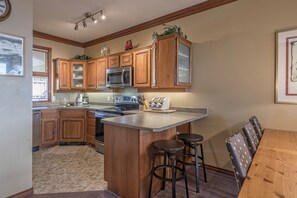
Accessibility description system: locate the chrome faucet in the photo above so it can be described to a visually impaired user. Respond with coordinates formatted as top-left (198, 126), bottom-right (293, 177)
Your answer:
top-left (74, 93), bottom-right (83, 106)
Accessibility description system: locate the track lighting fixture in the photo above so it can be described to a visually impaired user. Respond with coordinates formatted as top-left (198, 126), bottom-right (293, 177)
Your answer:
top-left (74, 10), bottom-right (105, 31)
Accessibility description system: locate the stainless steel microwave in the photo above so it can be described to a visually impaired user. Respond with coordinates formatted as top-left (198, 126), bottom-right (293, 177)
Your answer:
top-left (106, 66), bottom-right (133, 88)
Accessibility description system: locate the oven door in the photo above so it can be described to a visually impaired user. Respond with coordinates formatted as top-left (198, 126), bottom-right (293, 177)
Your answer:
top-left (95, 111), bottom-right (122, 153)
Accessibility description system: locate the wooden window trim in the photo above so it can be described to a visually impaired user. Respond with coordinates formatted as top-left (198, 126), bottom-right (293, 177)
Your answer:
top-left (33, 45), bottom-right (52, 103)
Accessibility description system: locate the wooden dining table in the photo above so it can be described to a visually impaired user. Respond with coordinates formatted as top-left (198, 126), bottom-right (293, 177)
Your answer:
top-left (238, 129), bottom-right (297, 198)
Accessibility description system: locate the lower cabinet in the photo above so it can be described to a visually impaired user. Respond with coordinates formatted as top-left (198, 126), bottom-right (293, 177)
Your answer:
top-left (176, 122), bottom-right (191, 134)
top-left (41, 109), bottom-right (58, 148)
top-left (59, 109), bottom-right (85, 143)
top-left (86, 111), bottom-right (96, 146)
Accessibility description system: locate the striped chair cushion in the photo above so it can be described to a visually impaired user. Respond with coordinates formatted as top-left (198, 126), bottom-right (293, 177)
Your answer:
top-left (249, 116), bottom-right (264, 139)
top-left (226, 132), bottom-right (252, 189)
top-left (243, 123), bottom-right (259, 155)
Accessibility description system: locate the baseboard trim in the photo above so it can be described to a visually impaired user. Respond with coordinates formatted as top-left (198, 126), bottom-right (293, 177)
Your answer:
top-left (7, 187), bottom-right (33, 198)
top-left (205, 164), bottom-right (234, 177)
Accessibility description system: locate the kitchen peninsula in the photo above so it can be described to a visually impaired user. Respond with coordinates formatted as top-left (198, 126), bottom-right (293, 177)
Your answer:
top-left (102, 111), bottom-right (207, 198)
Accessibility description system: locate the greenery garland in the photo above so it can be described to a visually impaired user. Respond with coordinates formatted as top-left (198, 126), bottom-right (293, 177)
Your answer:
top-left (152, 24), bottom-right (187, 40)
top-left (72, 55), bottom-right (92, 60)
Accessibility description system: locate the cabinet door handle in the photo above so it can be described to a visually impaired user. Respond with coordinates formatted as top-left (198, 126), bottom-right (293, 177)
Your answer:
top-left (121, 68), bottom-right (125, 85)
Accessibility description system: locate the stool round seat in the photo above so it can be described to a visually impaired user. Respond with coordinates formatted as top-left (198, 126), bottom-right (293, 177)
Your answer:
top-left (153, 140), bottom-right (184, 153)
top-left (177, 133), bottom-right (204, 143)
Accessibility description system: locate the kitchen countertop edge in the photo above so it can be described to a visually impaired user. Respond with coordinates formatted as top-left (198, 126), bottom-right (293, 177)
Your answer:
top-left (102, 112), bottom-right (207, 132)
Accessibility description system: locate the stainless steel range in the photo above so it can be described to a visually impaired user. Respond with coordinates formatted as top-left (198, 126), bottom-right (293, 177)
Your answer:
top-left (95, 95), bottom-right (139, 153)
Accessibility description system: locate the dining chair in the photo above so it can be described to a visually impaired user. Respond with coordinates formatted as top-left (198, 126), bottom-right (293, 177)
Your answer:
top-left (249, 116), bottom-right (264, 139)
top-left (226, 132), bottom-right (252, 190)
top-left (242, 123), bottom-right (259, 155)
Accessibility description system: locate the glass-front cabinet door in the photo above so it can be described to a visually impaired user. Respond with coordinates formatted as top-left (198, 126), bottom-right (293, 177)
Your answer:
top-left (71, 61), bottom-right (86, 89)
top-left (176, 38), bottom-right (192, 86)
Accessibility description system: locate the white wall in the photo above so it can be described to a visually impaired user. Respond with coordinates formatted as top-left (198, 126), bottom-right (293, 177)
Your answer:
top-left (0, 0), bottom-right (33, 197)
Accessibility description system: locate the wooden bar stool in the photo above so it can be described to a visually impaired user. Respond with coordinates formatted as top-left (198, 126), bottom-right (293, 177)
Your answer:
top-left (149, 140), bottom-right (189, 198)
top-left (177, 133), bottom-right (207, 193)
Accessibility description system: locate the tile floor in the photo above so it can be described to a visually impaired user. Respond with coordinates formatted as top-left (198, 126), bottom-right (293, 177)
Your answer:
top-left (33, 145), bottom-right (106, 194)
top-left (33, 145), bottom-right (238, 197)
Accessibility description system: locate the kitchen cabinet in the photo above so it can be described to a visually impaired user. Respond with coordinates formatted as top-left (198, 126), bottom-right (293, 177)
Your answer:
top-left (177, 123), bottom-right (191, 134)
top-left (41, 109), bottom-right (58, 148)
top-left (153, 35), bottom-right (192, 88)
top-left (133, 49), bottom-right (151, 88)
top-left (86, 110), bottom-right (96, 146)
top-left (97, 57), bottom-right (107, 87)
top-left (108, 55), bottom-right (119, 68)
top-left (54, 58), bottom-right (71, 91)
top-left (59, 109), bottom-right (85, 142)
top-left (176, 38), bottom-right (192, 86)
top-left (120, 52), bottom-right (133, 67)
top-left (86, 60), bottom-right (97, 89)
top-left (71, 61), bottom-right (86, 90)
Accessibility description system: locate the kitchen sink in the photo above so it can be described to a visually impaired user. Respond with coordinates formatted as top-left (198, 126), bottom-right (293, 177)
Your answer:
top-left (62, 105), bottom-right (90, 108)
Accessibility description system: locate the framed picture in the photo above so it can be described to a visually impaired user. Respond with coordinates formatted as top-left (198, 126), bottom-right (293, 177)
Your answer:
top-left (275, 28), bottom-right (297, 104)
top-left (0, 32), bottom-right (24, 76)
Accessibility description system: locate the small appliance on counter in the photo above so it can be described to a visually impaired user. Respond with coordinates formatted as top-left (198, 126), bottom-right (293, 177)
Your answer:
top-left (150, 97), bottom-right (171, 110)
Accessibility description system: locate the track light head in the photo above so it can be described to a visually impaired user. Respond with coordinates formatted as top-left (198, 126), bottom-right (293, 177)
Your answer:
top-left (83, 20), bottom-right (87, 28)
top-left (91, 16), bottom-right (98, 23)
top-left (74, 23), bottom-right (78, 30)
top-left (101, 11), bottom-right (106, 20)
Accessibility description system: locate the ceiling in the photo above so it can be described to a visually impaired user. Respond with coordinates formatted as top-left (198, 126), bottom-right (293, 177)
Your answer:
top-left (33, 0), bottom-right (207, 43)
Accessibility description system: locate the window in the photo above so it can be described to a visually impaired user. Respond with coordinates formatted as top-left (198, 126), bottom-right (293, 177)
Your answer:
top-left (32, 45), bottom-right (52, 102)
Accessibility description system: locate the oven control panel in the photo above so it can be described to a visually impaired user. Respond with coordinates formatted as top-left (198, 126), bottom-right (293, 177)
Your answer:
top-left (114, 95), bottom-right (138, 104)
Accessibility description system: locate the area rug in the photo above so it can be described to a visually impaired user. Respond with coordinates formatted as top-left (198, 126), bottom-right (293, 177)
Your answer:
top-left (33, 145), bottom-right (107, 194)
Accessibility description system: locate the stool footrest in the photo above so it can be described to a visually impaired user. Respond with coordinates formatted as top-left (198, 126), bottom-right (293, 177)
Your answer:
top-left (152, 164), bottom-right (185, 182)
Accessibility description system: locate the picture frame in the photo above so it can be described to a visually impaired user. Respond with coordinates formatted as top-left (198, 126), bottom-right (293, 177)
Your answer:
top-left (275, 28), bottom-right (297, 104)
top-left (0, 32), bottom-right (24, 77)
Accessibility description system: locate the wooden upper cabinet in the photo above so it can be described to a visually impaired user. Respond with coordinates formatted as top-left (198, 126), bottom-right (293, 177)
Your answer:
top-left (108, 55), bottom-right (119, 68)
top-left (176, 38), bottom-right (192, 86)
top-left (71, 61), bottom-right (86, 90)
top-left (133, 49), bottom-right (151, 88)
top-left (154, 35), bottom-right (192, 88)
top-left (97, 57), bottom-right (107, 87)
top-left (54, 59), bottom-right (71, 91)
top-left (86, 60), bottom-right (97, 89)
top-left (120, 52), bottom-right (133, 67)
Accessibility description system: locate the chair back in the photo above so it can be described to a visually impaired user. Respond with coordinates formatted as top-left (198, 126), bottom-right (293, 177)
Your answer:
top-left (242, 123), bottom-right (259, 155)
top-left (226, 132), bottom-right (252, 189)
top-left (249, 116), bottom-right (263, 139)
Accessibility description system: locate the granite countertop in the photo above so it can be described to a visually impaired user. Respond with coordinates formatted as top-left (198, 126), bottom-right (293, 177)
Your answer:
top-left (33, 104), bottom-right (208, 132)
top-left (32, 104), bottom-right (114, 111)
top-left (101, 111), bottom-right (207, 132)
